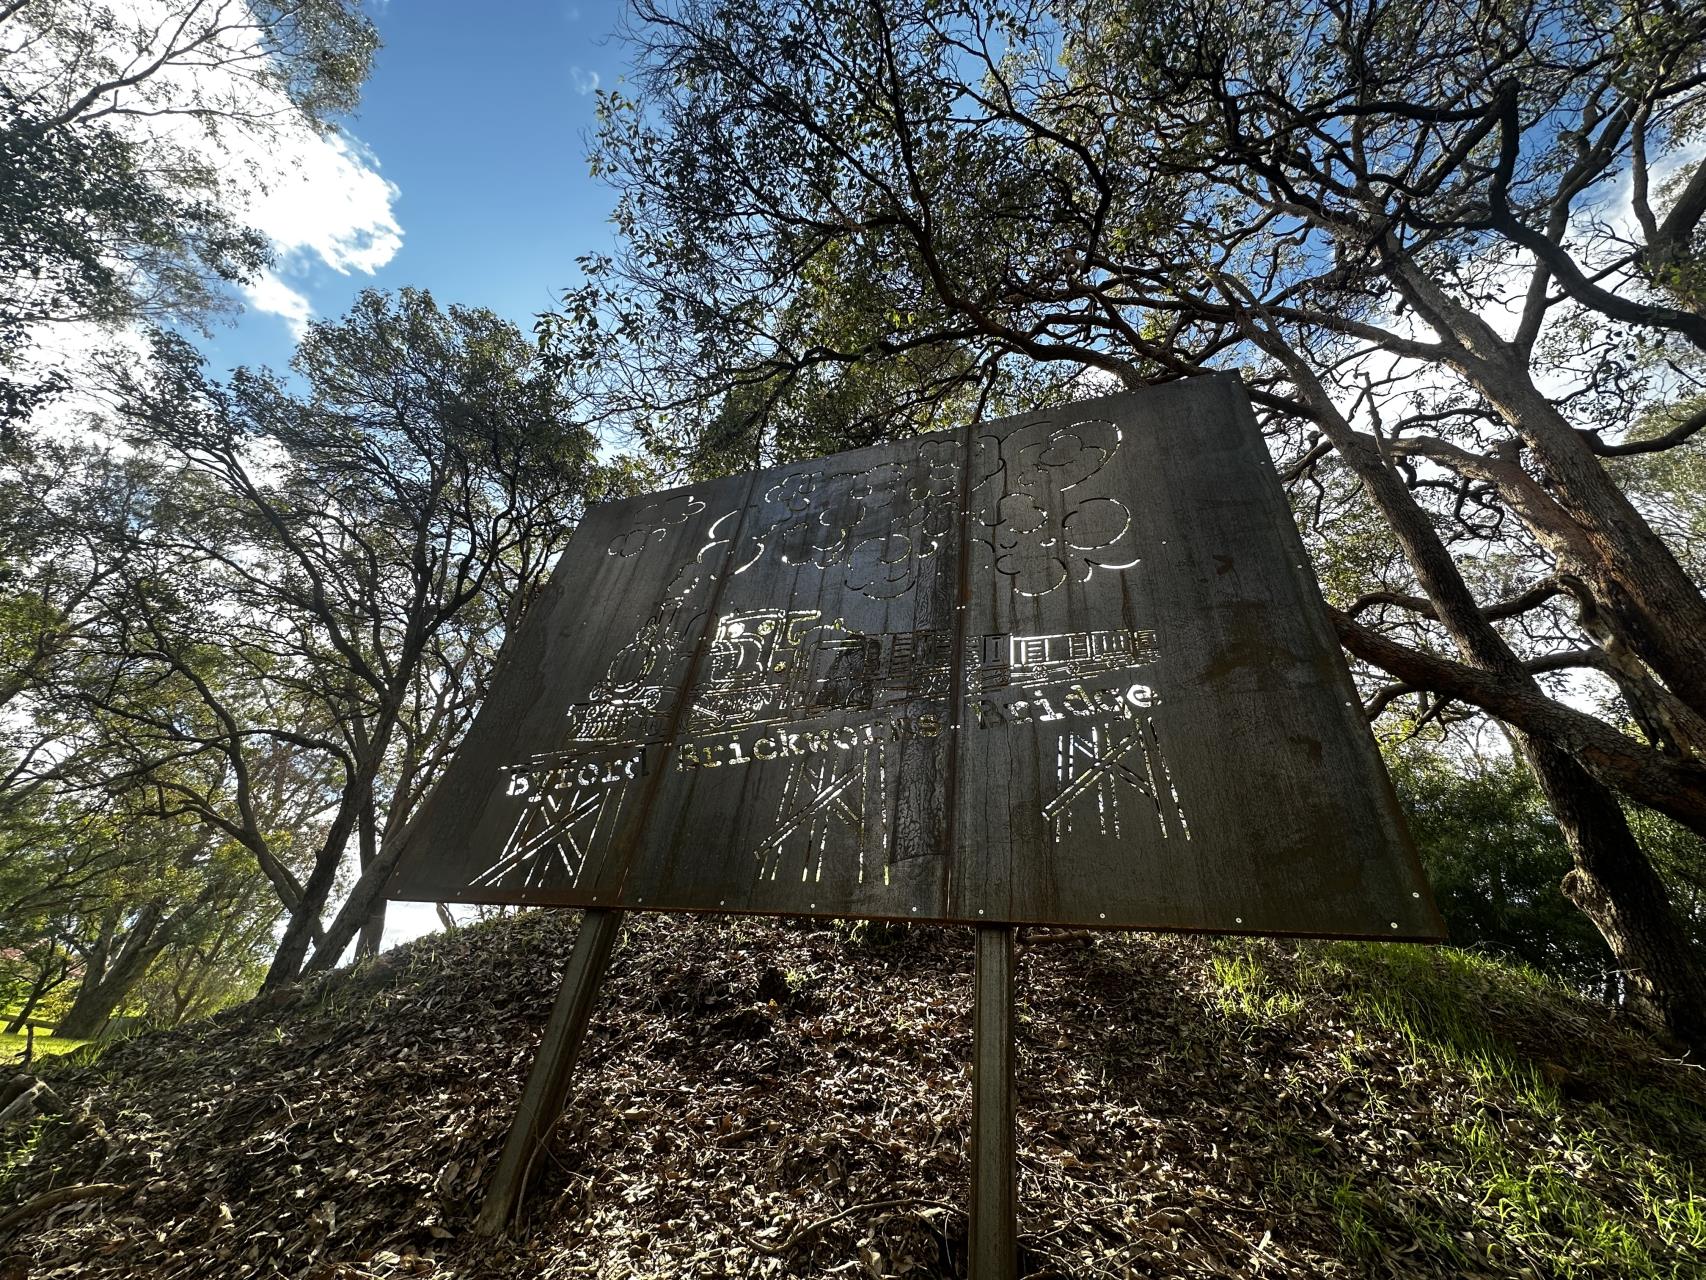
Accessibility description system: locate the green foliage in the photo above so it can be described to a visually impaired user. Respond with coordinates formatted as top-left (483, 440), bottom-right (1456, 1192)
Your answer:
top-left (1387, 750), bottom-right (1619, 990)
top-left (1327, 942), bottom-right (1564, 1103)
top-left (1606, 397), bottom-right (1706, 580)
top-left (1, 282), bottom-right (612, 1009)
top-left (64, 288), bottom-right (603, 983)
top-left (0, 1030), bottom-right (86, 1063)
top-left (1207, 946), bottom-right (1306, 1021)
top-left (0, 0), bottom-right (379, 427)
top-left (0, 79), bottom-right (269, 323)
top-left (1380, 744), bottom-right (1706, 996)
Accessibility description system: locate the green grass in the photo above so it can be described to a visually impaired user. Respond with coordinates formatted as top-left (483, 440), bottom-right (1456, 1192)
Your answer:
top-left (0, 1029), bottom-right (88, 1063)
top-left (1438, 1113), bottom-right (1706, 1278)
top-left (1208, 943), bottom-right (1306, 1021)
top-left (1200, 938), bottom-right (1706, 1278)
top-left (1321, 942), bottom-right (1561, 1105)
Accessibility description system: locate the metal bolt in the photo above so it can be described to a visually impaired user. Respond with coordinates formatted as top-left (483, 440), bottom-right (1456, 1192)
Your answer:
top-left (1235, 916), bottom-right (1244, 924)
top-left (1390, 922), bottom-right (1399, 929)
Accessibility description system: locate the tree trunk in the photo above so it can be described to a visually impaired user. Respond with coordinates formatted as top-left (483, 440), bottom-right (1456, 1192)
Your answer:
top-left (358, 905), bottom-right (386, 960)
top-left (355, 793), bottom-right (384, 961)
top-left (262, 778), bottom-right (370, 990)
top-left (169, 908), bottom-right (238, 1027)
top-left (1262, 344), bottom-right (1706, 1046)
top-left (304, 768), bottom-right (420, 976)
top-left (4, 952), bottom-right (67, 1034)
top-left (1489, 371), bottom-right (1706, 720)
top-left (1520, 736), bottom-right (1706, 1051)
top-left (55, 902), bottom-right (167, 1039)
top-left (264, 713), bottom-right (405, 991)
top-left (1384, 259), bottom-right (1706, 718)
top-left (303, 822), bottom-right (408, 976)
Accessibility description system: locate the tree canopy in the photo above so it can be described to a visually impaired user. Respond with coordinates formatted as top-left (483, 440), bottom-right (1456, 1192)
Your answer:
top-left (0, 287), bottom-right (608, 1024)
top-left (2, 0), bottom-right (1703, 1054)
top-left (0, 0), bottom-right (378, 424)
top-left (546, 0), bottom-right (1706, 1048)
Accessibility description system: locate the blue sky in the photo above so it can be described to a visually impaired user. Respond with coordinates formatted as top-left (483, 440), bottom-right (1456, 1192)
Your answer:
top-left (181, 0), bottom-right (634, 948)
top-left (199, 0), bottom-right (630, 380)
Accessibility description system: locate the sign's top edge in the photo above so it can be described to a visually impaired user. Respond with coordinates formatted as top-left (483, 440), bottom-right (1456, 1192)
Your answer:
top-left (586, 373), bottom-right (1246, 517)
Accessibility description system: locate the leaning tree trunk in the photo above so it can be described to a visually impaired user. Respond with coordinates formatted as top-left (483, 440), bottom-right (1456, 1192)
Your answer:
top-left (55, 902), bottom-right (167, 1039)
top-left (4, 953), bottom-right (66, 1034)
top-left (1263, 343), bottom-right (1706, 1046)
top-left (1485, 368), bottom-right (1706, 720)
top-left (355, 794), bottom-right (385, 961)
top-left (304, 765), bottom-right (423, 976)
top-left (263, 777), bottom-right (370, 991)
top-left (1519, 736), bottom-right (1706, 1050)
top-left (264, 723), bottom-right (401, 990)
top-left (1386, 264), bottom-right (1706, 720)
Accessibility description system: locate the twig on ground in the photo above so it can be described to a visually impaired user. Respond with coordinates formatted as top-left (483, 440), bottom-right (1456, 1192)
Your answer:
top-left (0, 1183), bottom-right (131, 1234)
top-left (1020, 930), bottom-right (1098, 948)
top-left (0, 1077), bottom-right (64, 1128)
top-left (746, 1196), bottom-right (961, 1255)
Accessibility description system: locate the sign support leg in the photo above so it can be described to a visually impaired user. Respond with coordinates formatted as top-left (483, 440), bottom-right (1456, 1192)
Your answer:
top-left (969, 924), bottom-right (1018, 1278)
top-left (476, 906), bottom-right (623, 1236)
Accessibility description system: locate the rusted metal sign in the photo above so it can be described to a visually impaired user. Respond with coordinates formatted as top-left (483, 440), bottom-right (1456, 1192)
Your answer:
top-left (387, 375), bottom-right (1443, 939)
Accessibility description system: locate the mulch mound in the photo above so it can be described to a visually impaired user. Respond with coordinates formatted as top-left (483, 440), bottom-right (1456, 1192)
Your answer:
top-left (1, 910), bottom-right (1702, 1278)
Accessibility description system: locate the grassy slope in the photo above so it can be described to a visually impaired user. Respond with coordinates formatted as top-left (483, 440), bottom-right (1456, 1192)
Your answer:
top-left (0, 911), bottom-right (1702, 1279)
top-left (0, 1031), bottom-right (85, 1063)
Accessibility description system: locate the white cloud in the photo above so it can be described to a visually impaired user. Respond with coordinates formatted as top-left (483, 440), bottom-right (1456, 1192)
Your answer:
top-left (219, 122), bottom-right (402, 333)
top-left (241, 270), bottom-right (315, 340)
top-left (571, 65), bottom-right (600, 95)
top-left (237, 130), bottom-right (403, 280)
top-left (7, 0), bottom-right (404, 344)
top-left (11, 320), bottom-right (153, 442)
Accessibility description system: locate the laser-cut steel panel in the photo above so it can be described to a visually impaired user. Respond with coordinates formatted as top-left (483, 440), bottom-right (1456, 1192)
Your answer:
top-left (386, 375), bottom-right (1445, 940)
top-left (383, 472), bottom-right (757, 908)
top-left (949, 378), bottom-right (1439, 937)
top-left (618, 439), bottom-right (961, 918)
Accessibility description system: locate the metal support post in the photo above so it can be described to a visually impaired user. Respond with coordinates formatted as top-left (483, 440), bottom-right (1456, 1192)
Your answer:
top-left (969, 924), bottom-right (1018, 1278)
top-left (476, 907), bottom-right (623, 1236)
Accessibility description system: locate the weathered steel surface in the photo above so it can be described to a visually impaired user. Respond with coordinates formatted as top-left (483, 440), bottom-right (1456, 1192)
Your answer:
top-left (387, 374), bottom-right (1445, 940)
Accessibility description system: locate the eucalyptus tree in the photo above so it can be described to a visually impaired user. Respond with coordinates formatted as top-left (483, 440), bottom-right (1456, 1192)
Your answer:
top-left (104, 288), bottom-right (601, 986)
top-left (0, 436), bottom-right (134, 732)
top-left (1391, 742), bottom-right (1706, 996)
top-left (0, 745), bottom-right (290, 1038)
top-left (561, 0), bottom-right (1706, 1045)
top-left (0, 0), bottom-right (377, 424)
top-left (0, 0), bottom-right (376, 325)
